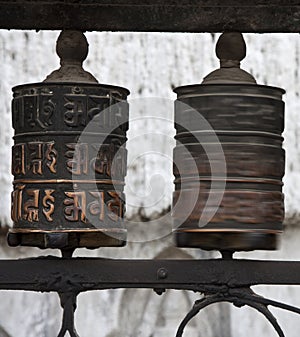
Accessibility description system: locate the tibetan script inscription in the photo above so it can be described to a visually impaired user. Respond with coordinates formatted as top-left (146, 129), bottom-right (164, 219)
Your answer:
top-left (90, 143), bottom-right (127, 178)
top-left (12, 186), bottom-right (124, 225)
top-left (43, 189), bottom-right (55, 221)
top-left (65, 143), bottom-right (89, 175)
top-left (23, 189), bottom-right (39, 222)
top-left (64, 95), bottom-right (86, 127)
top-left (63, 190), bottom-right (123, 224)
top-left (28, 142), bottom-right (43, 175)
top-left (64, 94), bottom-right (119, 128)
top-left (12, 144), bottom-right (25, 175)
top-left (12, 94), bottom-right (55, 130)
top-left (12, 186), bottom-right (55, 223)
top-left (64, 191), bottom-right (87, 222)
top-left (65, 142), bottom-right (126, 178)
top-left (12, 141), bottom-right (58, 176)
top-left (92, 143), bottom-right (111, 176)
top-left (11, 185), bottom-right (25, 222)
top-left (88, 191), bottom-right (105, 221)
top-left (45, 142), bottom-right (58, 174)
top-left (107, 191), bottom-right (123, 221)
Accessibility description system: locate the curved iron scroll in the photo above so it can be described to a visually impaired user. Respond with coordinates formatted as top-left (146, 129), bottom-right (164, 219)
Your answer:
top-left (176, 287), bottom-right (300, 337)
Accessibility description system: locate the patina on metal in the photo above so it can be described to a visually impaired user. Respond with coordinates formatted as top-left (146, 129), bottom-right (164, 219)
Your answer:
top-left (0, 1), bottom-right (300, 33)
top-left (7, 30), bottom-right (129, 250)
top-left (1, 257), bottom-right (300, 337)
top-left (173, 32), bottom-right (285, 251)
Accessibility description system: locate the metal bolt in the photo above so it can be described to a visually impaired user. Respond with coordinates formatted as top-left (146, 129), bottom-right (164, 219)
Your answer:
top-left (157, 268), bottom-right (168, 279)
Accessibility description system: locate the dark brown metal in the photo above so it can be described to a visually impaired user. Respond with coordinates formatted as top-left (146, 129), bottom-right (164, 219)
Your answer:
top-left (173, 32), bottom-right (285, 251)
top-left (175, 287), bottom-right (300, 337)
top-left (2, 255), bottom-right (300, 337)
top-left (3, 258), bottom-right (300, 292)
top-left (58, 292), bottom-right (79, 337)
top-left (0, 1), bottom-right (300, 33)
top-left (1, 257), bottom-right (300, 337)
top-left (8, 31), bottom-right (130, 250)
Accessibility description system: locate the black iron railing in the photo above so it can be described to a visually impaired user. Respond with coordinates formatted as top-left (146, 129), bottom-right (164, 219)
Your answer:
top-left (1, 257), bottom-right (300, 336)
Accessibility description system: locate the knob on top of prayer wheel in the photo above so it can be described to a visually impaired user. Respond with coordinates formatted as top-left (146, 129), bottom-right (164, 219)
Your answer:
top-left (202, 32), bottom-right (256, 84)
top-left (45, 30), bottom-right (98, 83)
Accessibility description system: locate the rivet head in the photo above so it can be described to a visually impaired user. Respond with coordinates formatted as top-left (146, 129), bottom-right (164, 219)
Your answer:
top-left (157, 268), bottom-right (168, 279)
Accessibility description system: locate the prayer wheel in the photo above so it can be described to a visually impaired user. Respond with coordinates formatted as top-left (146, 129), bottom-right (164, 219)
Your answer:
top-left (8, 31), bottom-right (129, 250)
top-left (173, 32), bottom-right (285, 251)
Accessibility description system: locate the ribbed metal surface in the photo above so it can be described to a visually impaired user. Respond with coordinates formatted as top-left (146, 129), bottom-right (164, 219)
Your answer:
top-left (173, 84), bottom-right (285, 251)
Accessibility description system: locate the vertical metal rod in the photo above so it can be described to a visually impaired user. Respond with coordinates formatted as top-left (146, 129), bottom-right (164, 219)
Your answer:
top-left (57, 292), bottom-right (80, 337)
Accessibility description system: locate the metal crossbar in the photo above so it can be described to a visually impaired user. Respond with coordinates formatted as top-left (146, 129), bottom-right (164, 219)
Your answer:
top-left (1, 257), bottom-right (300, 336)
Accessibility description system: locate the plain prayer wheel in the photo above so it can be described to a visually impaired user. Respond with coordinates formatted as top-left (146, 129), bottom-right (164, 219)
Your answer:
top-left (173, 32), bottom-right (285, 251)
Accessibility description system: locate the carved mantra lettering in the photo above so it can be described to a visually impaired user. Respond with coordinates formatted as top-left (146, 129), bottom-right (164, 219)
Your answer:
top-left (13, 94), bottom-right (55, 130)
top-left (43, 189), bottom-right (55, 221)
top-left (13, 142), bottom-right (126, 178)
top-left (65, 144), bottom-right (89, 175)
top-left (65, 143), bottom-right (126, 177)
top-left (12, 92), bottom-right (129, 131)
top-left (63, 94), bottom-right (126, 128)
top-left (11, 186), bottom-right (123, 224)
top-left (11, 186), bottom-right (55, 223)
top-left (63, 190), bottom-right (123, 222)
top-left (12, 142), bottom-right (57, 176)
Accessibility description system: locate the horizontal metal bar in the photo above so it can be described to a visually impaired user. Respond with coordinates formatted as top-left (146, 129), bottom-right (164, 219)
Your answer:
top-left (1, 258), bottom-right (300, 293)
top-left (0, 1), bottom-right (300, 32)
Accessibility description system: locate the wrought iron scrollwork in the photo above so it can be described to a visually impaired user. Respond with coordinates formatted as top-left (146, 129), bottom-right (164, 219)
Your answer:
top-left (176, 287), bottom-right (300, 337)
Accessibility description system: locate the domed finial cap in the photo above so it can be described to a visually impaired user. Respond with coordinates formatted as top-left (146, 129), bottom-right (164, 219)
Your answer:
top-left (202, 32), bottom-right (256, 84)
top-left (56, 30), bottom-right (89, 65)
top-left (216, 32), bottom-right (246, 68)
top-left (44, 30), bottom-right (98, 83)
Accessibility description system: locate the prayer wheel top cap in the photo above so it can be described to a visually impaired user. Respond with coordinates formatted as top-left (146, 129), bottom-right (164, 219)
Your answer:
top-left (202, 32), bottom-right (257, 85)
top-left (44, 30), bottom-right (98, 83)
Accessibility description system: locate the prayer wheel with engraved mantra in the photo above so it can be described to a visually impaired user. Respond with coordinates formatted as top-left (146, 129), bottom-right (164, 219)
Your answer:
top-left (8, 31), bottom-right (129, 251)
top-left (173, 32), bottom-right (285, 251)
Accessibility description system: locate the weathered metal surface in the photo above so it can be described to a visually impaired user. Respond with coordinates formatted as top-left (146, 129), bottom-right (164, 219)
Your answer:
top-left (1, 258), bottom-right (300, 292)
top-left (9, 82), bottom-right (129, 249)
top-left (0, 1), bottom-right (299, 32)
top-left (176, 287), bottom-right (300, 337)
top-left (8, 31), bottom-right (130, 249)
top-left (2, 257), bottom-right (300, 336)
top-left (57, 292), bottom-right (79, 337)
top-left (173, 33), bottom-right (285, 251)
top-left (3, 256), bottom-right (300, 337)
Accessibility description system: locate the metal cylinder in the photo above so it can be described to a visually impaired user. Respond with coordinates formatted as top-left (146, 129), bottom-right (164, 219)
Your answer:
top-left (172, 33), bottom-right (285, 251)
top-left (8, 31), bottom-right (129, 250)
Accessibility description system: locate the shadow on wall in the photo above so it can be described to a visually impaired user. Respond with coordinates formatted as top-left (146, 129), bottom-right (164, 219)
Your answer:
top-left (0, 326), bottom-right (11, 337)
